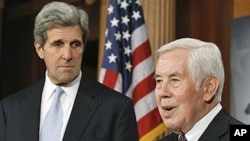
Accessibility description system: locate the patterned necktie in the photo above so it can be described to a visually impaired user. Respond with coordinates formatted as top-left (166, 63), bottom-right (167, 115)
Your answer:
top-left (178, 135), bottom-right (187, 141)
top-left (40, 87), bottom-right (64, 141)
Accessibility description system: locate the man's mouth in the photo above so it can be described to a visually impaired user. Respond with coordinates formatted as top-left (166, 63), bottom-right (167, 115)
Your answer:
top-left (163, 106), bottom-right (175, 111)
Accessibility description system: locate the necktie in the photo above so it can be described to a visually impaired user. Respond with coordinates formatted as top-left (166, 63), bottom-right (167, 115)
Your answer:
top-left (178, 135), bottom-right (187, 141)
top-left (40, 87), bottom-right (64, 141)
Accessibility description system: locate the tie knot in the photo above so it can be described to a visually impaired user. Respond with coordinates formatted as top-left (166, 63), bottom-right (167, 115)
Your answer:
top-left (54, 87), bottom-right (64, 100)
top-left (178, 135), bottom-right (187, 141)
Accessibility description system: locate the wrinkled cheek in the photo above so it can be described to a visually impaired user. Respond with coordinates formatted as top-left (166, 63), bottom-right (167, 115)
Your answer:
top-left (164, 114), bottom-right (181, 129)
top-left (154, 92), bottom-right (161, 105)
top-left (154, 90), bottom-right (160, 100)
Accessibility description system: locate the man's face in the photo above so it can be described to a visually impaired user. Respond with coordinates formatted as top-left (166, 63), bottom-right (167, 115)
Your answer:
top-left (154, 49), bottom-right (205, 134)
top-left (35, 25), bottom-right (84, 85)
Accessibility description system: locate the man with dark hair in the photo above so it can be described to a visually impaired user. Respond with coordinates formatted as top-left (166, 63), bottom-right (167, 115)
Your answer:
top-left (0, 2), bottom-right (138, 141)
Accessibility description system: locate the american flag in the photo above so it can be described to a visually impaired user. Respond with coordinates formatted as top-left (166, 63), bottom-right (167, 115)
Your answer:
top-left (99, 0), bottom-right (165, 140)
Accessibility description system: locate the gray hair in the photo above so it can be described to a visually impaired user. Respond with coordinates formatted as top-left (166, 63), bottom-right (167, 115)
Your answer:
top-left (33, 1), bottom-right (89, 46)
top-left (157, 38), bottom-right (225, 102)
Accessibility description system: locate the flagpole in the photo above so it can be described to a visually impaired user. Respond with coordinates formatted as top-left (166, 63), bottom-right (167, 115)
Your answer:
top-left (97, 0), bottom-right (109, 80)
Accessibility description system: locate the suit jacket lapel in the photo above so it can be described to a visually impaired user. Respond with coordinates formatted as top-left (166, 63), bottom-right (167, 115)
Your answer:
top-left (21, 80), bottom-right (44, 141)
top-left (163, 108), bottom-right (232, 141)
top-left (63, 75), bottom-right (99, 141)
top-left (198, 108), bottom-right (229, 141)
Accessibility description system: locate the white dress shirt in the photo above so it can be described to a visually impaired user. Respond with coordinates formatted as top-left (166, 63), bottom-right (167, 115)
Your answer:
top-left (39, 71), bottom-right (81, 141)
top-left (185, 103), bottom-right (222, 141)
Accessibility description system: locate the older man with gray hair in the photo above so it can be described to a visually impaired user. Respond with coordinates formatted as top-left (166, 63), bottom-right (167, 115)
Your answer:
top-left (154, 38), bottom-right (243, 141)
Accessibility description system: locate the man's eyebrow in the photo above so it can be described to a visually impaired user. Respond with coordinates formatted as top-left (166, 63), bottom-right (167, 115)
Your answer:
top-left (70, 39), bottom-right (82, 43)
top-left (51, 39), bottom-right (63, 44)
top-left (169, 71), bottom-right (182, 77)
top-left (154, 71), bottom-right (182, 78)
top-left (153, 74), bottom-right (159, 79)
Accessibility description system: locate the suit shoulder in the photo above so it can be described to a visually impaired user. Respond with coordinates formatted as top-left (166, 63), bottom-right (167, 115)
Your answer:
top-left (0, 79), bottom-right (44, 103)
top-left (219, 108), bottom-right (244, 125)
top-left (80, 75), bottom-right (133, 103)
top-left (97, 82), bottom-right (132, 102)
top-left (81, 75), bottom-right (125, 94)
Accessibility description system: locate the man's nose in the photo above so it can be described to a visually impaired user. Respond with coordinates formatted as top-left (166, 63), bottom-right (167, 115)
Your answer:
top-left (157, 82), bottom-right (172, 98)
top-left (62, 46), bottom-right (72, 61)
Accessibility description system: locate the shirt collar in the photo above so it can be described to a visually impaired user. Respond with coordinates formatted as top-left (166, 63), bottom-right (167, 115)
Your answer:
top-left (43, 71), bottom-right (82, 101)
top-left (185, 103), bottom-right (222, 141)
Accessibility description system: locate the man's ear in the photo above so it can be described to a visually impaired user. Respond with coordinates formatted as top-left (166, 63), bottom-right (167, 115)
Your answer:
top-left (203, 75), bottom-right (219, 102)
top-left (34, 41), bottom-right (44, 59)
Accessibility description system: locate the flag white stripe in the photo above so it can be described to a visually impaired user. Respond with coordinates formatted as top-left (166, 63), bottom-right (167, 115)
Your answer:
top-left (132, 56), bottom-right (155, 86)
top-left (114, 73), bottom-right (123, 93)
top-left (134, 91), bottom-right (157, 121)
top-left (99, 68), bottom-right (123, 93)
top-left (125, 56), bottom-right (155, 98)
top-left (131, 24), bottom-right (148, 51)
top-left (98, 68), bottom-right (105, 83)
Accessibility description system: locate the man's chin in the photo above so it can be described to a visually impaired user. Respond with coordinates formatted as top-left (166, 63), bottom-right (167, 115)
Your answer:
top-left (55, 76), bottom-right (77, 85)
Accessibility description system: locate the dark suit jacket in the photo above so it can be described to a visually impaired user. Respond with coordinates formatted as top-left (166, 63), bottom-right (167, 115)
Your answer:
top-left (0, 74), bottom-right (139, 141)
top-left (160, 107), bottom-right (243, 141)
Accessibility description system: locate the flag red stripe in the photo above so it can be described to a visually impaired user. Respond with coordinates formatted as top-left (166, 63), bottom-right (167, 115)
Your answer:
top-left (132, 41), bottom-right (151, 66)
top-left (137, 108), bottom-right (163, 138)
top-left (132, 73), bottom-right (155, 104)
top-left (103, 70), bottom-right (118, 89)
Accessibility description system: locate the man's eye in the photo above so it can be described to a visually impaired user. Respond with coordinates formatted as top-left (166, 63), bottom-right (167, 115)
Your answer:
top-left (71, 42), bottom-right (82, 48)
top-left (155, 79), bottom-right (162, 84)
top-left (52, 42), bottom-right (63, 47)
top-left (171, 78), bottom-right (179, 82)
top-left (171, 78), bottom-right (180, 87)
